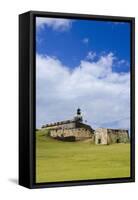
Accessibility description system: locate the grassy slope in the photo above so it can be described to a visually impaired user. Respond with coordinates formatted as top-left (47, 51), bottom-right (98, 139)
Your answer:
top-left (36, 129), bottom-right (130, 183)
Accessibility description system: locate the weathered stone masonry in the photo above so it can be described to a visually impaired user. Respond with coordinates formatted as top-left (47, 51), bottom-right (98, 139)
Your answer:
top-left (42, 119), bottom-right (95, 141)
top-left (42, 108), bottom-right (129, 144)
top-left (95, 128), bottom-right (129, 144)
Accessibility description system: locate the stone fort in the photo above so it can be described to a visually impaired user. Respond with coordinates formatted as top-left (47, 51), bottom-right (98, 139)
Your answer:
top-left (42, 108), bottom-right (129, 144)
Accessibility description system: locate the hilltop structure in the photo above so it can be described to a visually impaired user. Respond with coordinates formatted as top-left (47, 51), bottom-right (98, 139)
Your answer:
top-left (42, 108), bottom-right (129, 144)
top-left (42, 108), bottom-right (94, 141)
top-left (95, 128), bottom-right (129, 144)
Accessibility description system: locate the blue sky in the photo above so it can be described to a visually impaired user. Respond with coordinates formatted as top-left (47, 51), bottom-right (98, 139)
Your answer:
top-left (36, 17), bottom-right (130, 131)
top-left (36, 19), bottom-right (130, 72)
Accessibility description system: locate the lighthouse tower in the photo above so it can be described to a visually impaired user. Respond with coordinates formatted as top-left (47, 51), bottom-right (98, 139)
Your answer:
top-left (74, 108), bottom-right (83, 122)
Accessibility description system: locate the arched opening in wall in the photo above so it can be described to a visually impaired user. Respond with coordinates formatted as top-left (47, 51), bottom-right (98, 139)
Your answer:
top-left (116, 138), bottom-right (120, 143)
top-left (98, 139), bottom-right (101, 144)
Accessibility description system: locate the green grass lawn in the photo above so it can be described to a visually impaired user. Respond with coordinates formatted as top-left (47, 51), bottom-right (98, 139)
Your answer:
top-left (36, 129), bottom-right (130, 183)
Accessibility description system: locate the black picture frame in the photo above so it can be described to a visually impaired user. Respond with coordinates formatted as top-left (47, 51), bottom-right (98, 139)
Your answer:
top-left (19, 10), bottom-right (135, 189)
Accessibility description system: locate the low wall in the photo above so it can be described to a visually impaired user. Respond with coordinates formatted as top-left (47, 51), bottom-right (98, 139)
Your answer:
top-left (107, 129), bottom-right (129, 143)
top-left (95, 128), bottom-right (108, 144)
top-left (95, 128), bottom-right (129, 144)
top-left (50, 128), bottom-right (94, 141)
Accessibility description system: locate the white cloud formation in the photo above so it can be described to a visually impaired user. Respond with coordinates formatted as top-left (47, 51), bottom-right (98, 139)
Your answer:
top-left (82, 38), bottom-right (89, 44)
top-left (108, 22), bottom-right (126, 25)
top-left (36, 17), bottom-right (72, 31)
top-left (117, 59), bottom-right (129, 66)
top-left (111, 22), bottom-right (125, 25)
top-left (86, 51), bottom-right (96, 61)
top-left (36, 53), bottom-right (130, 132)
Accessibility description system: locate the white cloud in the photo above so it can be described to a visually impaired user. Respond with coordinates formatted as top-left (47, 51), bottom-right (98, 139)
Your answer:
top-left (86, 51), bottom-right (96, 61)
top-left (36, 53), bottom-right (130, 132)
top-left (82, 38), bottom-right (89, 44)
top-left (117, 59), bottom-right (129, 66)
top-left (36, 17), bottom-right (72, 31)
top-left (108, 22), bottom-right (126, 25)
top-left (111, 22), bottom-right (125, 25)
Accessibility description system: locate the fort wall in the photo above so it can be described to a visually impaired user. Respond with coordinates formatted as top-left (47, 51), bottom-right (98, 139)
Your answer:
top-left (95, 128), bottom-right (108, 144)
top-left (95, 128), bottom-right (129, 144)
top-left (50, 128), bottom-right (94, 141)
top-left (43, 121), bottom-right (76, 130)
